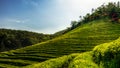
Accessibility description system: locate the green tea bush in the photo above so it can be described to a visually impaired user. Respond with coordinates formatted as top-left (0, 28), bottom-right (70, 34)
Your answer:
top-left (69, 52), bottom-right (98, 68)
top-left (93, 37), bottom-right (120, 68)
top-left (24, 54), bottom-right (79, 68)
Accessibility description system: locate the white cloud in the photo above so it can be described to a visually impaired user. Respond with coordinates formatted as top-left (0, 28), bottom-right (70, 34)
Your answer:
top-left (4, 18), bottom-right (29, 23)
top-left (0, 18), bottom-right (31, 32)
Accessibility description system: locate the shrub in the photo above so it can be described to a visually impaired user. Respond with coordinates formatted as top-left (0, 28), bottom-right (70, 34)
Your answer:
top-left (24, 54), bottom-right (79, 68)
top-left (69, 52), bottom-right (98, 68)
top-left (93, 37), bottom-right (120, 68)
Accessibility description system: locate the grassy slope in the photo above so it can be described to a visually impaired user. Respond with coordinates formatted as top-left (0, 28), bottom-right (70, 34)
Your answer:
top-left (0, 19), bottom-right (120, 67)
top-left (26, 37), bottom-right (120, 68)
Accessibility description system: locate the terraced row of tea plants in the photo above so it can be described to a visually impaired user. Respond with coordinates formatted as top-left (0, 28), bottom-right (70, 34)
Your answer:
top-left (25, 37), bottom-right (120, 68)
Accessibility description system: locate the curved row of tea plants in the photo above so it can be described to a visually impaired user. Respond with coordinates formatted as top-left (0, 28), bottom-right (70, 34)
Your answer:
top-left (24, 37), bottom-right (120, 68)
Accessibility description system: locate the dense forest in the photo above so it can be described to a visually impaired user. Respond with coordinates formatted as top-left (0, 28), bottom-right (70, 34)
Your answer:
top-left (0, 29), bottom-right (53, 52)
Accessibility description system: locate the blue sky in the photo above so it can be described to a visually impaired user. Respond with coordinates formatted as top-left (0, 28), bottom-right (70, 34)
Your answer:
top-left (0, 0), bottom-right (119, 34)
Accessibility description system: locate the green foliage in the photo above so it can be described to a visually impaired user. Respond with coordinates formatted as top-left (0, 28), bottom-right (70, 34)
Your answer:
top-left (93, 37), bottom-right (120, 68)
top-left (68, 52), bottom-right (98, 68)
top-left (0, 29), bottom-right (52, 52)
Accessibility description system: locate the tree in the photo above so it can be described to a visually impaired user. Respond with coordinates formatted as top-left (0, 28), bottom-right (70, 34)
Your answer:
top-left (91, 8), bottom-right (94, 13)
top-left (71, 21), bottom-right (78, 29)
top-left (117, 1), bottom-right (120, 8)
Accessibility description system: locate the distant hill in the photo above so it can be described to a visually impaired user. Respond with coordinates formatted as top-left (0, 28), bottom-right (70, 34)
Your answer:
top-left (0, 29), bottom-right (53, 52)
